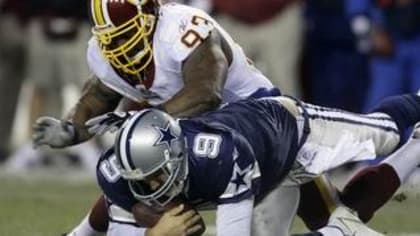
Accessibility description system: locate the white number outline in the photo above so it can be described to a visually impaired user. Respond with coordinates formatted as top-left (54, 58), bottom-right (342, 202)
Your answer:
top-left (193, 133), bottom-right (222, 159)
top-left (99, 155), bottom-right (122, 183)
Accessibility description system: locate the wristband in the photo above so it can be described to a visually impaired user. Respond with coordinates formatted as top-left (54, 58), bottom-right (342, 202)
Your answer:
top-left (63, 120), bottom-right (79, 144)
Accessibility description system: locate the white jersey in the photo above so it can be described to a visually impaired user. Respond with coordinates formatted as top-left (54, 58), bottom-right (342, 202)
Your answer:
top-left (87, 3), bottom-right (274, 106)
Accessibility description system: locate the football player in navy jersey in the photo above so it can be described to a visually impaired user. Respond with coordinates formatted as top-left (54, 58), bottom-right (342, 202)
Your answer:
top-left (95, 94), bottom-right (420, 236)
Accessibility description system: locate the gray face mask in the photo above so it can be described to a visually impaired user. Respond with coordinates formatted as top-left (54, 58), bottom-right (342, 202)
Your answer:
top-left (127, 157), bottom-right (187, 207)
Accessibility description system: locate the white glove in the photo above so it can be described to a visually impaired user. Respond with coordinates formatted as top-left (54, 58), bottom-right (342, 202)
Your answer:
top-left (85, 111), bottom-right (134, 136)
top-left (32, 117), bottom-right (76, 148)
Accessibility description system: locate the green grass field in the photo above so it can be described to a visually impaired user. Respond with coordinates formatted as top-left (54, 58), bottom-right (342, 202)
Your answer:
top-left (0, 174), bottom-right (419, 236)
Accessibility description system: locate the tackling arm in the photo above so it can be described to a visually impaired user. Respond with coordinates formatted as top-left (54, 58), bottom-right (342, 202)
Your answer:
top-left (161, 29), bottom-right (230, 117)
top-left (65, 75), bottom-right (122, 143)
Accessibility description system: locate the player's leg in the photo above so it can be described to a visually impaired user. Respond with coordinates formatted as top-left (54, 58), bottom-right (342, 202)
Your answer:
top-left (268, 95), bottom-right (399, 231)
top-left (293, 205), bottom-right (384, 236)
top-left (340, 122), bottom-right (420, 222)
top-left (275, 93), bottom-right (420, 164)
top-left (297, 176), bottom-right (339, 230)
top-left (333, 92), bottom-right (420, 222)
top-left (274, 94), bottom-right (420, 234)
top-left (67, 195), bottom-right (146, 236)
top-left (106, 201), bottom-right (147, 236)
top-left (295, 123), bottom-right (420, 236)
top-left (252, 185), bottom-right (300, 236)
top-left (291, 94), bottom-right (420, 223)
top-left (338, 164), bottom-right (398, 223)
top-left (107, 222), bottom-right (146, 236)
top-left (298, 94), bottom-right (420, 173)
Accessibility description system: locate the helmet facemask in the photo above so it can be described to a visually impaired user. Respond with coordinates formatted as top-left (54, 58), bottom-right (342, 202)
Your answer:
top-left (92, 1), bottom-right (157, 77)
top-left (114, 110), bottom-right (189, 207)
top-left (124, 152), bottom-right (188, 207)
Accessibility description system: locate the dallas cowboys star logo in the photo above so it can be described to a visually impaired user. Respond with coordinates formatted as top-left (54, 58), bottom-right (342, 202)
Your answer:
top-left (153, 123), bottom-right (178, 149)
top-left (231, 171), bottom-right (247, 192)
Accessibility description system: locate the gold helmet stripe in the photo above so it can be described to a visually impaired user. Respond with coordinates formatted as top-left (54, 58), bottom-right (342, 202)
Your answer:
top-left (127, 0), bottom-right (139, 5)
top-left (92, 0), bottom-right (106, 26)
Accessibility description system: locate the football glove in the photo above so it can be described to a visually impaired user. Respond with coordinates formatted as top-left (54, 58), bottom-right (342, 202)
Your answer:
top-left (32, 117), bottom-right (76, 148)
top-left (85, 111), bottom-right (135, 136)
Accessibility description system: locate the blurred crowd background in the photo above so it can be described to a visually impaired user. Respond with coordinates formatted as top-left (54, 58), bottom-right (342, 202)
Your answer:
top-left (0, 0), bottom-right (419, 174)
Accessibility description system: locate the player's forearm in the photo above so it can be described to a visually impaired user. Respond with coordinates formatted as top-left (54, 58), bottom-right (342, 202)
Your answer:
top-left (64, 77), bottom-right (122, 144)
top-left (163, 52), bottom-right (226, 117)
top-left (67, 100), bottom-right (108, 143)
top-left (163, 30), bottom-right (227, 117)
top-left (162, 59), bottom-right (226, 117)
top-left (162, 88), bottom-right (222, 117)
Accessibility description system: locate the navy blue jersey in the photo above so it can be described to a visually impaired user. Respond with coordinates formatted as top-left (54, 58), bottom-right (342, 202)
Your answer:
top-left (183, 98), bottom-right (299, 202)
top-left (97, 98), bottom-right (299, 211)
top-left (97, 148), bottom-right (138, 212)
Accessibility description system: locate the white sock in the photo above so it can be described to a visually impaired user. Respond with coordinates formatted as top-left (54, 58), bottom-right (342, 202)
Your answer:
top-left (318, 226), bottom-right (345, 236)
top-left (383, 130), bottom-right (420, 183)
top-left (67, 212), bottom-right (104, 236)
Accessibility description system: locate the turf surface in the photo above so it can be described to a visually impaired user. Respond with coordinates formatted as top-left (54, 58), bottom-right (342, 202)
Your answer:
top-left (0, 176), bottom-right (419, 236)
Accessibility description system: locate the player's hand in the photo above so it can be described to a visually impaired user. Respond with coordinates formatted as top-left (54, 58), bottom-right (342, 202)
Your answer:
top-left (32, 117), bottom-right (76, 148)
top-left (85, 111), bottom-right (134, 136)
top-left (145, 204), bottom-right (204, 236)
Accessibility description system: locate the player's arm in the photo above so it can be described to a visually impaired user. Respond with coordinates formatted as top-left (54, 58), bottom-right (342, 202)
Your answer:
top-left (65, 75), bottom-right (122, 143)
top-left (162, 29), bottom-right (230, 117)
top-left (33, 75), bottom-right (123, 148)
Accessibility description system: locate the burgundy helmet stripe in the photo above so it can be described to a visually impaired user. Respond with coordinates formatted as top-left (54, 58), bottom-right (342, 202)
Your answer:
top-left (106, 0), bottom-right (139, 26)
